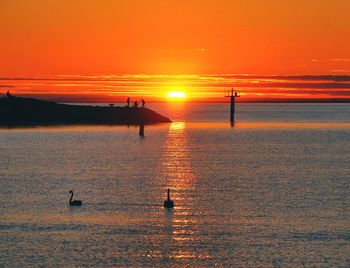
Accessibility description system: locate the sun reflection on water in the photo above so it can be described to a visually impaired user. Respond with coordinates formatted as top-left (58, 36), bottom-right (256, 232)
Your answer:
top-left (161, 122), bottom-right (196, 193)
top-left (169, 121), bottom-right (185, 131)
top-left (153, 121), bottom-right (211, 262)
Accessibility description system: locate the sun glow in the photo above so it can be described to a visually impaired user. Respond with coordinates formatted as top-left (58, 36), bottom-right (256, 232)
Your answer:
top-left (167, 91), bottom-right (186, 99)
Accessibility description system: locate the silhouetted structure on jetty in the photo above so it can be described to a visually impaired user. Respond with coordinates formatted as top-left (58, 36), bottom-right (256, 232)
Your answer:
top-left (0, 93), bottom-right (171, 126)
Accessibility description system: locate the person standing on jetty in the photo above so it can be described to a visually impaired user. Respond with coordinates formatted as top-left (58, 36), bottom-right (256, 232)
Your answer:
top-left (126, 97), bottom-right (130, 107)
top-left (141, 99), bottom-right (145, 108)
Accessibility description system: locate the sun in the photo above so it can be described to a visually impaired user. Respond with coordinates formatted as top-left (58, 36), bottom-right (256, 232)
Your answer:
top-left (167, 91), bottom-right (186, 99)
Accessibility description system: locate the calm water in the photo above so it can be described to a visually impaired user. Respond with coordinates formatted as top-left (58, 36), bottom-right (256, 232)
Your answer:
top-left (1, 103), bottom-right (350, 267)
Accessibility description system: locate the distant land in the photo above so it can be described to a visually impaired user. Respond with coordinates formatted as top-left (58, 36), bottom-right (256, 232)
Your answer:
top-left (0, 94), bottom-right (171, 126)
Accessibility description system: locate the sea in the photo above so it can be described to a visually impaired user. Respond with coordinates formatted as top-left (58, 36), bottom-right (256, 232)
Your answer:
top-left (1, 103), bottom-right (350, 267)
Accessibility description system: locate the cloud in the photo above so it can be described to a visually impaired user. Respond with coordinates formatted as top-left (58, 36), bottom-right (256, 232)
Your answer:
top-left (3, 74), bottom-right (350, 102)
top-left (206, 74), bottom-right (350, 82)
top-left (330, 70), bottom-right (350, 73)
top-left (203, 82), bottom-right (350, 89)
top-left (330, 59), bottom-right (350, 62)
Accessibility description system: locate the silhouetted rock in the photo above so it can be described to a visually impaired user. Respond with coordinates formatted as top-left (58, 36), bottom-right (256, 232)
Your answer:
top-left (0, 95), bottom-right (171, 126)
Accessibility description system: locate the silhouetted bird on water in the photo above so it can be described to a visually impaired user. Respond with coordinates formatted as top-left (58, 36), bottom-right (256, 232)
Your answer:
top-left (163, 188), bottom-right (174, 208)
top-left (69, 191), bottom-right (82, 206)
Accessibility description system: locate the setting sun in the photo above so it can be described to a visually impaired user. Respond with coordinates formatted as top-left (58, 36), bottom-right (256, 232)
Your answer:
top-left (167, 91), bottom-right (186, 99)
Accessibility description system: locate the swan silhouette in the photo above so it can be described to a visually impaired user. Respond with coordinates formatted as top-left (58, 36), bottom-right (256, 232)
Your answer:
top-left (163, 188), bottom-right (174, 208)
top-left (69, 191), bottom-right (82, 206)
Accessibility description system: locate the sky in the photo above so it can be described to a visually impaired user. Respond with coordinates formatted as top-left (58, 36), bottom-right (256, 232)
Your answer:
top-left (1, 0), bottom-right (350, 102)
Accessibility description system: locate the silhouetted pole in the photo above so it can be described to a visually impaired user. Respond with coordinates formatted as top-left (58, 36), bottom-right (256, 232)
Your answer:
top-left (225, 88), bottom-right (240, 124)
top-left (230, 91), bottom-right (235, 123)
top-left (139, 124), bottom-right (144, 136)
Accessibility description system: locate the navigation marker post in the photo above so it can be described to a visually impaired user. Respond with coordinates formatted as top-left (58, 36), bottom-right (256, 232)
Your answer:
top-left (225, 88), bottom-right (240, 125)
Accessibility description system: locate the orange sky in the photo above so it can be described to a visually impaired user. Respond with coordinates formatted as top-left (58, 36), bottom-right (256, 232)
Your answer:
top-left (1, 0), bottom-right (350, 101)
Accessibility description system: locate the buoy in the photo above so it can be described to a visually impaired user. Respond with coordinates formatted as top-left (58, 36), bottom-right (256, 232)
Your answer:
top-left (163, 188), bottom-right (174, 208)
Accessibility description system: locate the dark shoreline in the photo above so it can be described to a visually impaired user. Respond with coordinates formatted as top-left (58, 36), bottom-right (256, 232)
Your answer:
top-left (0, 122), bottom-right (170, 128)
top-left (0, 95), bottom-right (171, 126)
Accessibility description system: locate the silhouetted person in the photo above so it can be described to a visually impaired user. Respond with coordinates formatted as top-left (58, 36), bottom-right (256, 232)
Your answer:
top-left (6, 91), bottom-right (11, 98)
top-left (127, 97), bottom-right (130, 107)
top-left (141, 99), bottom-right (145, 108)
top-left (133, 100), bottom-right (138, 108)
